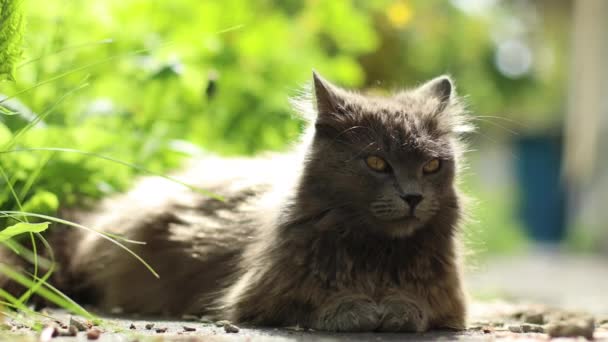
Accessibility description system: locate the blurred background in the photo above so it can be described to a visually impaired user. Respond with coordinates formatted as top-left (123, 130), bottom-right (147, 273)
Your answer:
top-left (1, 0), bottom-right (607, 313)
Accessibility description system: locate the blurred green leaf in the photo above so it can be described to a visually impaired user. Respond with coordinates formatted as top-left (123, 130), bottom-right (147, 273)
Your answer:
top-left (0, 222), bottom-right (49, 242)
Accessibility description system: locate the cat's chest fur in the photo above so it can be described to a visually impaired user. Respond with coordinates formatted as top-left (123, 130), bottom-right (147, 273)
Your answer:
top-left (285, 223), bottom-right (452, 291)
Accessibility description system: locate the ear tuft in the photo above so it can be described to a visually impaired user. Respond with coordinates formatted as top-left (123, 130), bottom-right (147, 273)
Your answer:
top-left (418, 75), bottom-right (454, 112)
top-left (312, 70), bottom-right (342, 115)
top-left (433, 76), bottom-right (453, 102)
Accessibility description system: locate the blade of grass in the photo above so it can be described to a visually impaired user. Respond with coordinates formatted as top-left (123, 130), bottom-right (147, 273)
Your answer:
top-left (0, 47), bottom-right (151, 105)
top-left (2, 77), bottom-right (90, 151)
top-left (0, 211), bottom-right (159, 278)
top-left (0, 263), bottom-right (92, 318)
top-left (17, 38), bottom-right (115, 68)
top-left (0, 162), bottom-right (41, 304)
top-left (17, 232), bottom-right (55, 304)
top-left (17, 150), bottom-right (54, 200)
top-left (0, 212), bottom-right (146, 245)
top-left (1, 239), bottom-right (52, 269)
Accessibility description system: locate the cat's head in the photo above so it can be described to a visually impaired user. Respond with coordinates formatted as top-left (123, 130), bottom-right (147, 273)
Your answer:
top-left (298, 72), bottom-right (471, 238)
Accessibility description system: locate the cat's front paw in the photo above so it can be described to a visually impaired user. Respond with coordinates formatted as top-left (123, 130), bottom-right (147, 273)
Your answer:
top-left (378, 297), bottom-right (429, 332)
top-left (312, 294), bottom-right (381, 332)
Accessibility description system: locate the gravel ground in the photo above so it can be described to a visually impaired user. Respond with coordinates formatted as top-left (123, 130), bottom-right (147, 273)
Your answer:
top-left (2, 302), bottom-right (608, 342)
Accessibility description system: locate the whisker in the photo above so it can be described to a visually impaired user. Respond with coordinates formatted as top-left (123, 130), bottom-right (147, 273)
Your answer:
top-left (331, 125), bottom-right (374, 144)
top-left (474, 115), bottom-right (528, 126)
top-left (470, 117), bottom-right (519, 135)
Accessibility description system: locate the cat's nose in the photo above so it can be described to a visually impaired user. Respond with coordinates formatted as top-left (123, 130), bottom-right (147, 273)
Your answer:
top-left (401, 193), bottom-right (423, 210)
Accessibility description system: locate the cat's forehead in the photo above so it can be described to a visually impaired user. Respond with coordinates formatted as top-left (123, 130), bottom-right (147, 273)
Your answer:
top-left (344, 95), bottom-right (453, 158)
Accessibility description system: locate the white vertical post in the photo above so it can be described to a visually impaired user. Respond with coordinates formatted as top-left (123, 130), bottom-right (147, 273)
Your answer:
top-left (565, 0), bottom-right (608, 250)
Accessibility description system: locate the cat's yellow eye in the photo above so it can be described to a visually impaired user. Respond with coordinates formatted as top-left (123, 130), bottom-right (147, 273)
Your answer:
top-left (366, 155), bottom-right (388, 172)
top-left (423, 158), bottom-right (441, 174)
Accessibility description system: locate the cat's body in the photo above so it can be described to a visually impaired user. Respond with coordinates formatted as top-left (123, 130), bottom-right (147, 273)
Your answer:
top-left (0, 72), bottom-right (470, 332)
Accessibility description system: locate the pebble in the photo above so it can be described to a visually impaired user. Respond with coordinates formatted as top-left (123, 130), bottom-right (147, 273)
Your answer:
top-left (39, 325), bottom-right (58, 342)
top-left (215, 320), bottom-right (231, 327)
top-left (183, 325), bottom-right (196, 332)
top-left (523, 312), bottom-right (545, 325)
top-left (145, 323), bottom-right (155, 330)
top-left (110, 307), bottom-right (124, 314)
top-left (547, 318), bottom-right (595, 340)
top-left (70, 316), bottom-right (88, 332)
top-left (155, 327), bottom-right (168, 333)
top-left (54, 320), bottom-right (68, 329)
top-left (508, 325), bottom-right (522, 333)
top-left (200, 317), bottom-right (214, 324)
top-left (86, 328), bottom-right (101, 340)
top-left (521, 323), bottom-right (544, 333)
top-left (129, 323), bottom-right (136, 329)
top-left (59, 325), bottom-right (78, 337)
top-left (224, 323), bottom-right (240, 333)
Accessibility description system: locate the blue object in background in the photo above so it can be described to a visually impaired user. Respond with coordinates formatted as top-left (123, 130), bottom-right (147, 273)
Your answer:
top-left (514, 134), bottom-right (566, 243)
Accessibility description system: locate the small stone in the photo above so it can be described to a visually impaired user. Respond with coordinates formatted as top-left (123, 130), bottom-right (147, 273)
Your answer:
top-left (129, 323), bottom-right (136, 329)
top-left (285, 325), bottom-right (305, 332)
top-left (70, 316), bottom-right (88, 332)
top-left (511, 310), bottom-right (524, 319)
top-left (215, 320), bottom-right (231, 327)
top-left (199, 316), bottom-right (214, 324)
top-left (40, 325), bottom-right (58, 342)
top-left (183, 326), bottom-right (196, 332)
top-left (54, 320), bottom-right (68, 329)
top-left (508, 325), bottom-right (522, 333)
top-left (482, 327), bottom-right (493, 334)
top-left (86, 328), bottom-right (101, 340)
top-left (521, 323), bottom-right (544, 333)
top-left (59, 325), bottom-right (78, 337)
top-left (110, 307), bottom-right (124, 314)
top-left (224, 323), bottom-right (240, 333)
top-left (155, 327), bottom-right (168, 333)
top-left (145, 323), bottom-right (155, 330)
top-left (547, 318), bottom-right (594, 340)
top-left (523, 312), bottom-right (545, 325)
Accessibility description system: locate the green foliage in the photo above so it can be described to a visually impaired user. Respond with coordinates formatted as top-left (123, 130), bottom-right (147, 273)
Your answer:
top-left (0, 0), bottom-right (24, 81)
top-left (0, 0), bottom-right (390, 225)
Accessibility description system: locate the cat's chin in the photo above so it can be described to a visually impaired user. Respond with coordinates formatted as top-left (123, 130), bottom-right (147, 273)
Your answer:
top-left (377, 216), bottom-right (425, 238)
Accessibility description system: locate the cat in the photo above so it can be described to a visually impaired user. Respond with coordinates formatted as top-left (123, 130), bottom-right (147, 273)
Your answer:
top-left (0, 71), bottom-right (471, 332)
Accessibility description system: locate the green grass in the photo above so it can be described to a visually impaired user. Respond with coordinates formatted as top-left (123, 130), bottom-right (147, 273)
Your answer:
top-left (0, 55), bottom-right (221, 335)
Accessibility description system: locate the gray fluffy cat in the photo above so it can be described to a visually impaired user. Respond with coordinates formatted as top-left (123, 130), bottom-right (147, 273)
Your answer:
top-left (0, 72), bottom-right (471, 332)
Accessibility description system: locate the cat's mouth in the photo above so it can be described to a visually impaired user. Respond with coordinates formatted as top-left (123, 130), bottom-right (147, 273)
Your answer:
top-left (377, 215), bottom-right (424, 238)
top-left (388, 212), bottom-right (419, 221)
top-left (397, 214), bottom-right (420, 223)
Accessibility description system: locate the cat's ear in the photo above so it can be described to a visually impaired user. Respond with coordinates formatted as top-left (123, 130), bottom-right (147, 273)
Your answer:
top-left (417, 75), bottom-right (454, 112)
top-left (312, 71), bottom-right (345, 117)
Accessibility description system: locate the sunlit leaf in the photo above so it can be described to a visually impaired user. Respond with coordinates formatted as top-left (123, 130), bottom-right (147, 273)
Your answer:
top-left (0, 222), bottom-right (49, 242)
